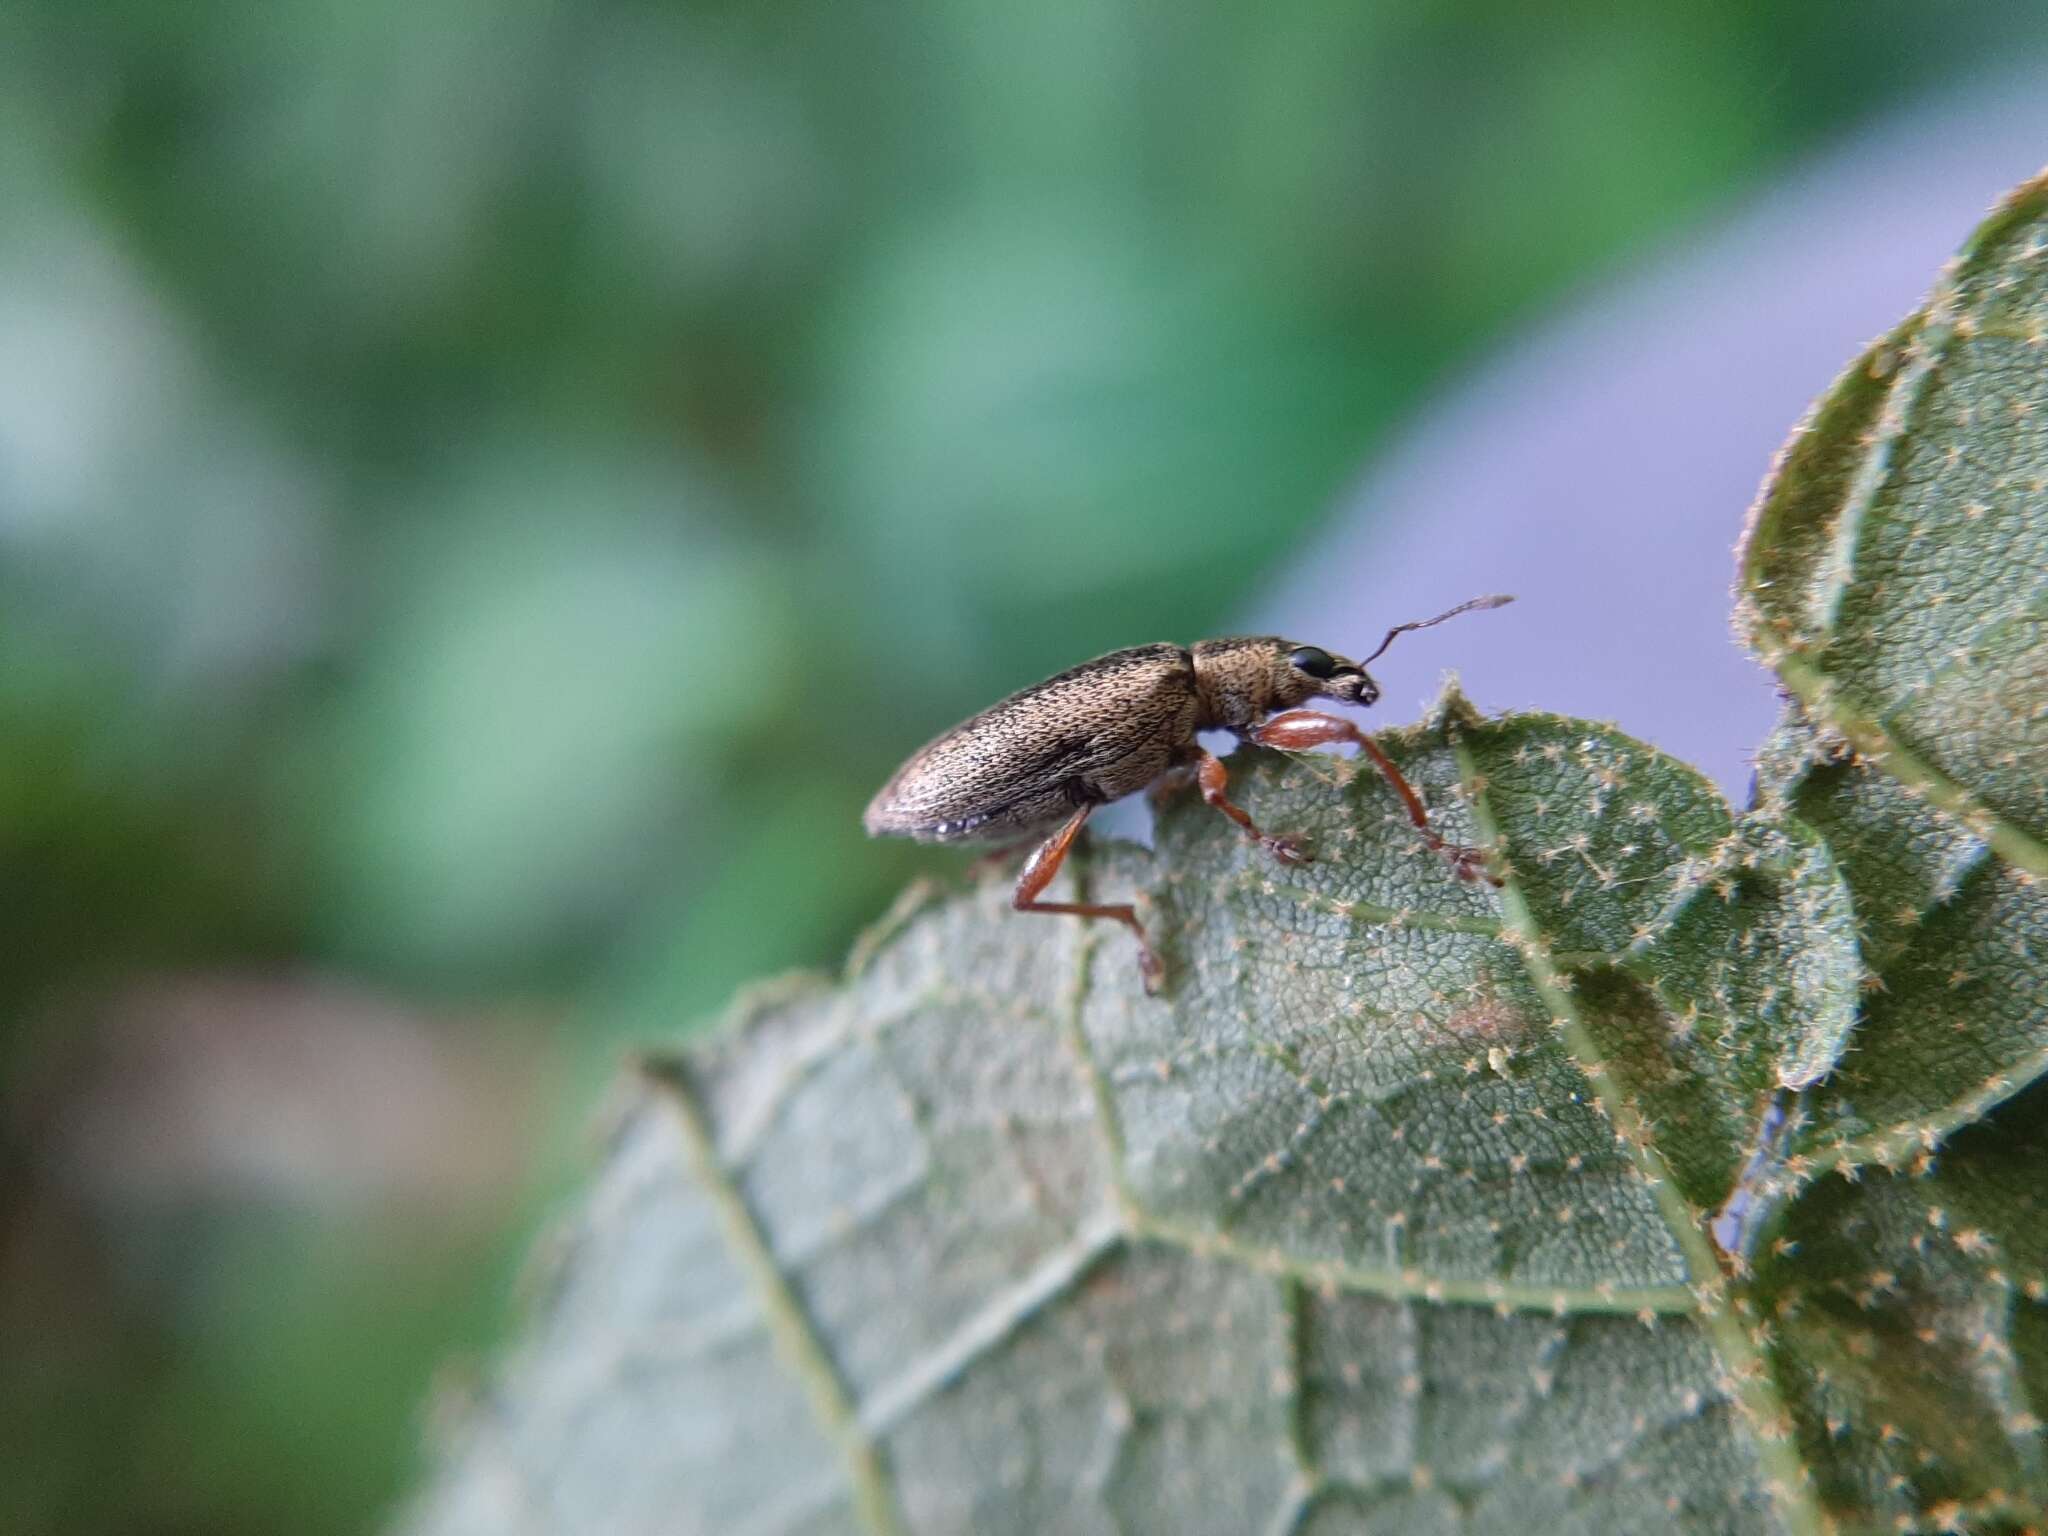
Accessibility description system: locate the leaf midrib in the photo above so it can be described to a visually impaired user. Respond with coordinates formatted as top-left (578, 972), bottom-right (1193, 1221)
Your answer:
top-left (652, 804), bottom-right (1838, 1536)
top-left (1772, 650), bottom-right (2048, 878)
top-left (1451, 725), bottom-right (1829, 1536)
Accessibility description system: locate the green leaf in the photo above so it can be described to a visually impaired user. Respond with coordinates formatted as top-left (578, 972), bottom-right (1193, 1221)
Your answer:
top-left (400, 174), bottom-right (2048, 1536)
top-left (1733, 169), bottom-right (2048, 1183)
top-left (402, 703), bottom-right (1863, 1536)
top-left (1723, 172), bottom-right (2048, 1533)
top-left (1749, 709), bottom-right (2048, 1178)
top-left (1736, 170), bottom-right (2048, 879)
top-left (1750, 1083), bottom-right (2048, 1534)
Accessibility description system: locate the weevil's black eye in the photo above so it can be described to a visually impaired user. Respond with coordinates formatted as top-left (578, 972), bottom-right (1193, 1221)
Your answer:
top-left (1287, 645), bottom-right (1337, 679)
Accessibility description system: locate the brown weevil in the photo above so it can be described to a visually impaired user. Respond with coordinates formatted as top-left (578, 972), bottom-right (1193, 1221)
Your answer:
top-left (864, 595), bottom-right (1512, 990)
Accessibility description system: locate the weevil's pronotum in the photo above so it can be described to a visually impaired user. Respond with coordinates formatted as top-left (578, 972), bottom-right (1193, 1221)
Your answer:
top-left (864, 595), bottom-right (1512, 990)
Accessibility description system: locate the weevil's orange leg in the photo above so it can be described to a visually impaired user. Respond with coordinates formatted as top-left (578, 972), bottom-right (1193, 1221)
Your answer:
top-left (1252, 710), bottom-right (1499, 885)
top-left (1191, 749), bottom-right (1312, 866)
top-left (1014, 806), bottom-right (1164, 992)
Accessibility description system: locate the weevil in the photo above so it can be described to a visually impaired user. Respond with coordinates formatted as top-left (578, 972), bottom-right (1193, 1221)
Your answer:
top-left (864, 595), bottom-right (1512, 990)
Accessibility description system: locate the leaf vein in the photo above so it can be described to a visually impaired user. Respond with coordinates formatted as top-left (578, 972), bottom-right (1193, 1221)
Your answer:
top-left (1452, 725), bottom-right (1830, 1536)
top-left (641, 1057), bottom-right (908, 1536)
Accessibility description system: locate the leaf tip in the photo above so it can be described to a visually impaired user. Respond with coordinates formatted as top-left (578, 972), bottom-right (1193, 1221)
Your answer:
top-left (1426, 674), bottom-right (1485, 731)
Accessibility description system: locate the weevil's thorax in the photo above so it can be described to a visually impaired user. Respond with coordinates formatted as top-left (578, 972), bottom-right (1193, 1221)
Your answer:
top-left (1190, 635), bottom-right (1379, 729)
top-left (1190, 638), bottom-right (1315, 729)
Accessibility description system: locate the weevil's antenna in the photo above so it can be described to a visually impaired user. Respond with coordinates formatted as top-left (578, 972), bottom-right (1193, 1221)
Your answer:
top-left (1359, 593), bottom-right (1514, 668)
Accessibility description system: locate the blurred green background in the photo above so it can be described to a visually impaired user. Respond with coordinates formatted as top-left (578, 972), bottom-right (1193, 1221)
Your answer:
top-left (4, 3), bottom-right (2045, 1532)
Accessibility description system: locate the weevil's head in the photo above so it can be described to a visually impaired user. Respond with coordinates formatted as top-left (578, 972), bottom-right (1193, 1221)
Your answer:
top-left (1190, 637), bottom-right (1378, 729)
top-left (1192, 598), bottom-right (1512, 731)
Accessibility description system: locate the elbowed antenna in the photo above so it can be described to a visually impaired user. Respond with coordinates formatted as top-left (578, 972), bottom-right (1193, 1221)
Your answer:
top-left (1358, 593), bottom-right (1514, 669)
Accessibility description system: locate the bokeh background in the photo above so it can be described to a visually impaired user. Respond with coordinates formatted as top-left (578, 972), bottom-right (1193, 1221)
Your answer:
top-left (4, 5), bottom-right (2045, 1533)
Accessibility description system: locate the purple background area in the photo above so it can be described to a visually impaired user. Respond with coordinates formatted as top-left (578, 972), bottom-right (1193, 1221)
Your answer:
top-left (1254, 74), bottom-right (2046, 797)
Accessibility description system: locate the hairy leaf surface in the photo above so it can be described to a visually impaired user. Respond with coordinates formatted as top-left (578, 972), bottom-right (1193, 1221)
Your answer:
top-left (1725, 170), bottom-right (2048, 1533)
top-left (403, 707), bottom-right (1867, 1536)
top-left (1751, 1082), bottom-right (2048, 1534)
top-left (1737, 170), bottom-right (2048, 876)
top-left (400, 176), bottom-right (2048, 1536)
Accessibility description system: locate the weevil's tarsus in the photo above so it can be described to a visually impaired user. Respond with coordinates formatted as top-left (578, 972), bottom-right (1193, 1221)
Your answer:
top-left (1193, 747), bottom-right (1311, 866)
top-left (1012, 805), bottom-right (1164, 992)
top-left (1358, 592), bottom-right (1515, 669)
top-left (1253, 709), bottom-right (1499, 886)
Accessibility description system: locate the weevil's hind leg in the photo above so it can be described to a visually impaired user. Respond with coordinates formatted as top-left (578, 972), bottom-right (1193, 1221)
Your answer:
top-left (1013, 806), bottom-right (1164, 992)
top-left (1145, 762), bottom-right (1198, 805)
top-left (1252, 710), bottom-right (1499, 886)
top-left (1192, 748), bottom-right (1311, 866)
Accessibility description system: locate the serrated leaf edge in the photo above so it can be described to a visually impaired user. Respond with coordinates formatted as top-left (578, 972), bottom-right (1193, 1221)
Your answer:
top-left (1734, 168), bottom-right (2048, 881)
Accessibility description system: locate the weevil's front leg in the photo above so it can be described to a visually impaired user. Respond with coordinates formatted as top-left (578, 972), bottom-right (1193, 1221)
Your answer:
top-left (1014, 805), bottom-right (1164, 992)
top-left (1252, 710), bottom-right (1498, 885)
top-left (1191, 749), bottom-right (1311, 866)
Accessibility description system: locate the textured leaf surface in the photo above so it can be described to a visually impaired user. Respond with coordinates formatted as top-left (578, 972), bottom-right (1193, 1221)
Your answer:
top-left (1733, 167), bottom-right (2048, 1196)
top-left (1699, 703), bottom-right (2048, 1533)
top-left (1720, 173), bottom-right (2048, 1533)
top-left (1751, 1081), bottom-right (2048, 1534)
top-left (1736, 169), bottom-right (2048, 877)
top-left (403, 704), bottom-right (1879, 1536)
top-left (1748, 711), bottom-right (2048, 1176)
top-left (400, 178), bottom-right (2048, 1536)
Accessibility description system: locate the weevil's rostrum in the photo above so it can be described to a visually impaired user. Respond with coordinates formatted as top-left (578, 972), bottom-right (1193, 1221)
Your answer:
top-left (865, 597), bottom-right (1512, 990)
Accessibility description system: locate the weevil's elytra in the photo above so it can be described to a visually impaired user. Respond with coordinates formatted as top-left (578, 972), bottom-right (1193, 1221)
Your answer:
top-left (864, 596), bottom-right (1513, 992)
